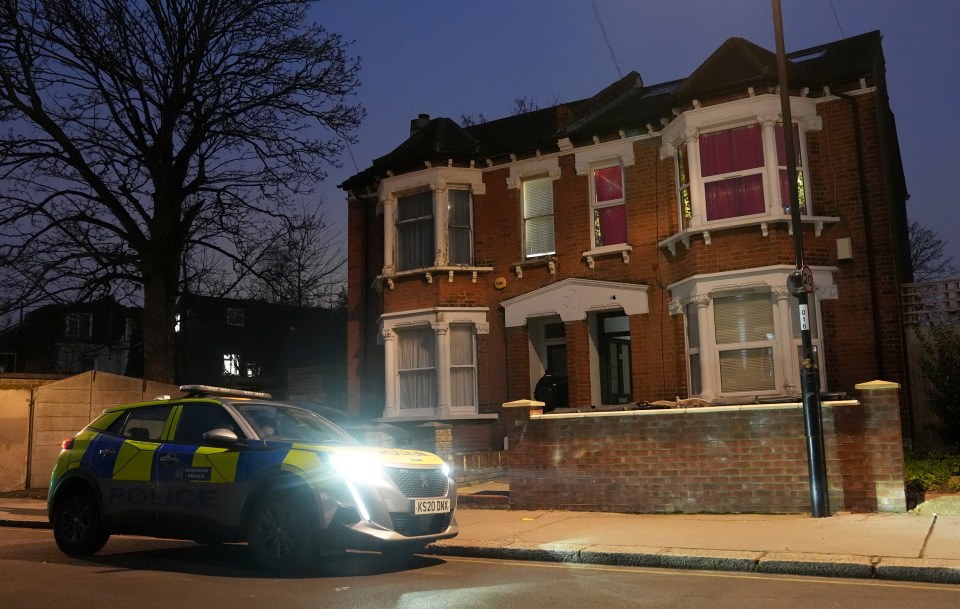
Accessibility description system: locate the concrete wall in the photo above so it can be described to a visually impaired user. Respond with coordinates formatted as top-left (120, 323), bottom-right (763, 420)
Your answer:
top-left (508, 381), bottom-right (906, 514)
top-left (0, 376), bottom-right (62, 492)
top-left (28, 372), bottom-right (180, 489)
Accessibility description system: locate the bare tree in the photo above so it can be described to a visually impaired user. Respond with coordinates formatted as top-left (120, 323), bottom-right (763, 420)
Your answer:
top-left (0, 1), bottom-right (363, 382)
top-left (909, 220), bottom-right (958, 282)
top-left (239, 207), bottom-right (344, 307)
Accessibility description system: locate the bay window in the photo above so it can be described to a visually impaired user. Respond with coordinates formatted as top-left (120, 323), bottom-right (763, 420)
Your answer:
top-left (661, 95), bottom-right (822, 239)
top-left (671, 265), bottom-right (834, 400)
top-left (380, 307), bottom-right (489, 419)
top-left (591, 164), bottom-right (627, 247)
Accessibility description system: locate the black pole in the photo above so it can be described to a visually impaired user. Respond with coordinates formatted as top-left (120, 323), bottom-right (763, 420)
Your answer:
top-left (772, 0), bottom-right (829, 517)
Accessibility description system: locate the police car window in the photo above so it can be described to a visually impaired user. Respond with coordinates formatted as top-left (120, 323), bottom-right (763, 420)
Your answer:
top-left (174, 403), bottom-right (242, 445)
top-left (116, 406), bottom-right (172, 442)
top-left (235, 403), bottom-right (358, 445)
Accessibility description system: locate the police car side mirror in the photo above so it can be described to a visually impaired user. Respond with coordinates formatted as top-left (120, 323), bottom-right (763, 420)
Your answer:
top-left (203, 428), bottom-right (240, 446)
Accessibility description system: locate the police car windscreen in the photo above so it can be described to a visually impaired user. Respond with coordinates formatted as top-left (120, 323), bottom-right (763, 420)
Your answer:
top-left (235, 403), bottom-right (359, 445)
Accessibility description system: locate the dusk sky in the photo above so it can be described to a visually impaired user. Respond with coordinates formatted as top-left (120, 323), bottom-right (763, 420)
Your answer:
top-left (315, 0), bottom-right (960, 269)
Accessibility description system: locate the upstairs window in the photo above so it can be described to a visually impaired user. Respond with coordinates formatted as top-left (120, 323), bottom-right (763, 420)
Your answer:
top-left (776, 123), bottom-right (806, 213)
top-left (522, 177), bottom-right (555, 258)
top-left (591, 164), bottom-right (627, 247)
top-left (700, 125), bottom-right (766, 221)
top-left (226, 308), bottom-right (245, 327)
top-left (447, 189), bottom-right (473, 265)
top-left (396, 191), bottom-right (435, 271)
top-left (65, 312), bottom-right (93, 339)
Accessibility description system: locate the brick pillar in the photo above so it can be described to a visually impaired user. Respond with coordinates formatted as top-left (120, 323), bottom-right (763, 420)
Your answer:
top-left (830, 380), bottom-right (907, 512)
top-left (412, 422), bottom-right (454, 464)
top-left (565, 320), bottom-right (591, 407)
top-left (504, 326), bottom-right (530, 402)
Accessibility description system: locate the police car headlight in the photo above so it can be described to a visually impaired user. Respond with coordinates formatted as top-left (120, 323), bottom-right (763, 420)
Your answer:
top-left (441, 462), bottom-right (452, 478)
top-left (330, 453), bottom-right (385, 485)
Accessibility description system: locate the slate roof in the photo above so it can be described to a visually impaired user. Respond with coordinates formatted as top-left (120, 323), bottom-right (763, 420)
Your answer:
top-left (341, 30), bottom-right (883, 191)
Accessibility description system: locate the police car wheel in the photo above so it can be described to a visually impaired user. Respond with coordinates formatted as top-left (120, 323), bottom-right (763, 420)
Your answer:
top-left (53, 489), bottom-right (109, 556)
top-left (247, 493), bottom-right (313, 571)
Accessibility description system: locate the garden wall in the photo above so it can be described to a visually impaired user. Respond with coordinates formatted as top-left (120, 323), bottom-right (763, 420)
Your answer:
top-left (508, 381), bottom-right (906, 514)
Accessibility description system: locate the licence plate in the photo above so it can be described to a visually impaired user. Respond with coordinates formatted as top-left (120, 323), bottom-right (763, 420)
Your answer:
top-left (414, 498), bottom-right (450, 515)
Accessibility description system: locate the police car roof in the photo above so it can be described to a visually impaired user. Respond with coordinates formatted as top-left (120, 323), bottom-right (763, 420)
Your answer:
top-left (178, 385), bottom-right (273, 400)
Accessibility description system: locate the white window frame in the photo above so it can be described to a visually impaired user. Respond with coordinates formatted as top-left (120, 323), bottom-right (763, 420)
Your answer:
top-left (660, 95), bottom-right (823, 235)
top-left (378, 167), bottom-right (486, 277)
top-left (521, 176), bottom-right (556, 258)
top-left (588, 161), bottom-right (627, 248)
top-left (669, 265), bottom-right (834, 401)
top-left (449, 323), bottom-right (478, 410)
top-left (395, 190), bottom-right (436, 271)
top-left (447, 188), bottom-right (474, 265)
top-left (379, 307), bottom-right (490, 420)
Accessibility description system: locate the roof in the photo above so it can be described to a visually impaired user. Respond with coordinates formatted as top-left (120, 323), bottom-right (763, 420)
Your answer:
top-left (341, 30), bottom-right (884, 192)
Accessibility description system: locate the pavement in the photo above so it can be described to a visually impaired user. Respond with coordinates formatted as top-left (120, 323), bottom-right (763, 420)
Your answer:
top-left (3, 483), bottom-right (960, 585)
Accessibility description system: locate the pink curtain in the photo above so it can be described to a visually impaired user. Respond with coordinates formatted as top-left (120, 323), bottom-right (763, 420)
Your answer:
top-left (596, 204), bottom-right (627, 246)
top-left (705, 174), bottom-right (765, 220)
top-left (775, 123), bottom-right (802, 165)
top-left (699, 125), bottom-right (763, 176)
top-left (594, 166), bottom-right (623, 202)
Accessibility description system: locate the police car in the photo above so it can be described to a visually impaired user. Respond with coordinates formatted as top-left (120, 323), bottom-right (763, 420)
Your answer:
top-left (48, 385), bottom-right (457, 571)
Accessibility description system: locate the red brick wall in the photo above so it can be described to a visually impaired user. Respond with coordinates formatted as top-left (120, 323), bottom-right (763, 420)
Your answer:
top-left (507, 382), bottom-right (906, 513)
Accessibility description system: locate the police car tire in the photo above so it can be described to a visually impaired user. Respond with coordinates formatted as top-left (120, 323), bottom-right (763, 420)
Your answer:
top-left (52, 488), bottom-right (109, 556)
top-left (246, 492), bottom-right (313, 572)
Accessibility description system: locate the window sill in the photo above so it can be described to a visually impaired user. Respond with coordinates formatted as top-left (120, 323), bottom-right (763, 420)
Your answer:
top-left (509, 255), bottom-right (558, 278)
top-left (658, 215), bottom-right (840, 256)
top-left (581, 243), bottom-right (632, 268)
top-left (378, 266), bottom-right (494, 289)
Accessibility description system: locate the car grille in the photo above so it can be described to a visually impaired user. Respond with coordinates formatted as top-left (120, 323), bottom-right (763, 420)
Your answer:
top-left (385, 467), bottom-right (448, 498)
top-left (390, 512), bottom-right (453, 537)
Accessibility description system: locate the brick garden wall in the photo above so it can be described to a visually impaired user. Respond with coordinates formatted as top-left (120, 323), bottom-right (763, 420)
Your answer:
top-left (508, 381), bottom-right (906, 514)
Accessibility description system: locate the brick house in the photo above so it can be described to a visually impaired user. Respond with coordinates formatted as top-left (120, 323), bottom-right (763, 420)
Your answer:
top-left (340, 31), bottom-right (911, 452)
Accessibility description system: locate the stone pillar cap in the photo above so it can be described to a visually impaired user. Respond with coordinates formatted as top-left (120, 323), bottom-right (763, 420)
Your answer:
top-left (855, 380), bottom-right (901, 391)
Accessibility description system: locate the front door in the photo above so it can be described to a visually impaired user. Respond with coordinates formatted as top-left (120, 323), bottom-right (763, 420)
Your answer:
top-left (598, 312), bottom-right (632, 404)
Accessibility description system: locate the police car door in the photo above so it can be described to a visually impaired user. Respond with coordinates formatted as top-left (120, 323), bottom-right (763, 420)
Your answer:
top-left (92, 404), bottom-right (173, 533)
top-left (154, 402), bottom-right (247, 537)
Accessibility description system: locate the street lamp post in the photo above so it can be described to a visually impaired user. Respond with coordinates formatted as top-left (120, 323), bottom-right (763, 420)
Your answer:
top-left (772, 0), bottom-right (829, 517)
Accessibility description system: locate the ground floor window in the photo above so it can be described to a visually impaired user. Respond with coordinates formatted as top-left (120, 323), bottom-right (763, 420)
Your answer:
top-left (397, 326), bottom-right (437, 410)
top-left (670, 266), bottom-right (832, 401)
top-left (380, 308), bottom-right (488, 419)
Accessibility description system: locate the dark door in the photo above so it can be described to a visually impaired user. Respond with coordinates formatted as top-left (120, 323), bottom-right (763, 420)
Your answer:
top-left (598, 312), bottom-right (632, 404)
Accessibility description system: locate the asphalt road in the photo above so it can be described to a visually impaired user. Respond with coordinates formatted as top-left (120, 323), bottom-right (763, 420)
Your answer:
top-left (2, 528), bottom-right (959, 609)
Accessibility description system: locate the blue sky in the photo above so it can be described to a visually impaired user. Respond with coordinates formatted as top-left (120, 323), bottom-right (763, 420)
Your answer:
top-left (313, 0), bottom-right (960, 266)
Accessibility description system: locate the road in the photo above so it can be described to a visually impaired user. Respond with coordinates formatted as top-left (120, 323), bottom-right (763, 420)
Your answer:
top-left (2, 528), bottom-right (959, 609)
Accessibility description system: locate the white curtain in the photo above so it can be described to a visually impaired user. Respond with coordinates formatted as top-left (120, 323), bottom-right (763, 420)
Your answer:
top-left (397, 192), bottom-right (434, 270)
top-left (398, 327), bottom-right (436, 409)
top-left (449, 324), bottom-right (476, 408)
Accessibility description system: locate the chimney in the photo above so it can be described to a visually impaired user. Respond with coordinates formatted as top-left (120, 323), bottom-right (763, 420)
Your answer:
top-left (410, 113), bottom-right (430, 136)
